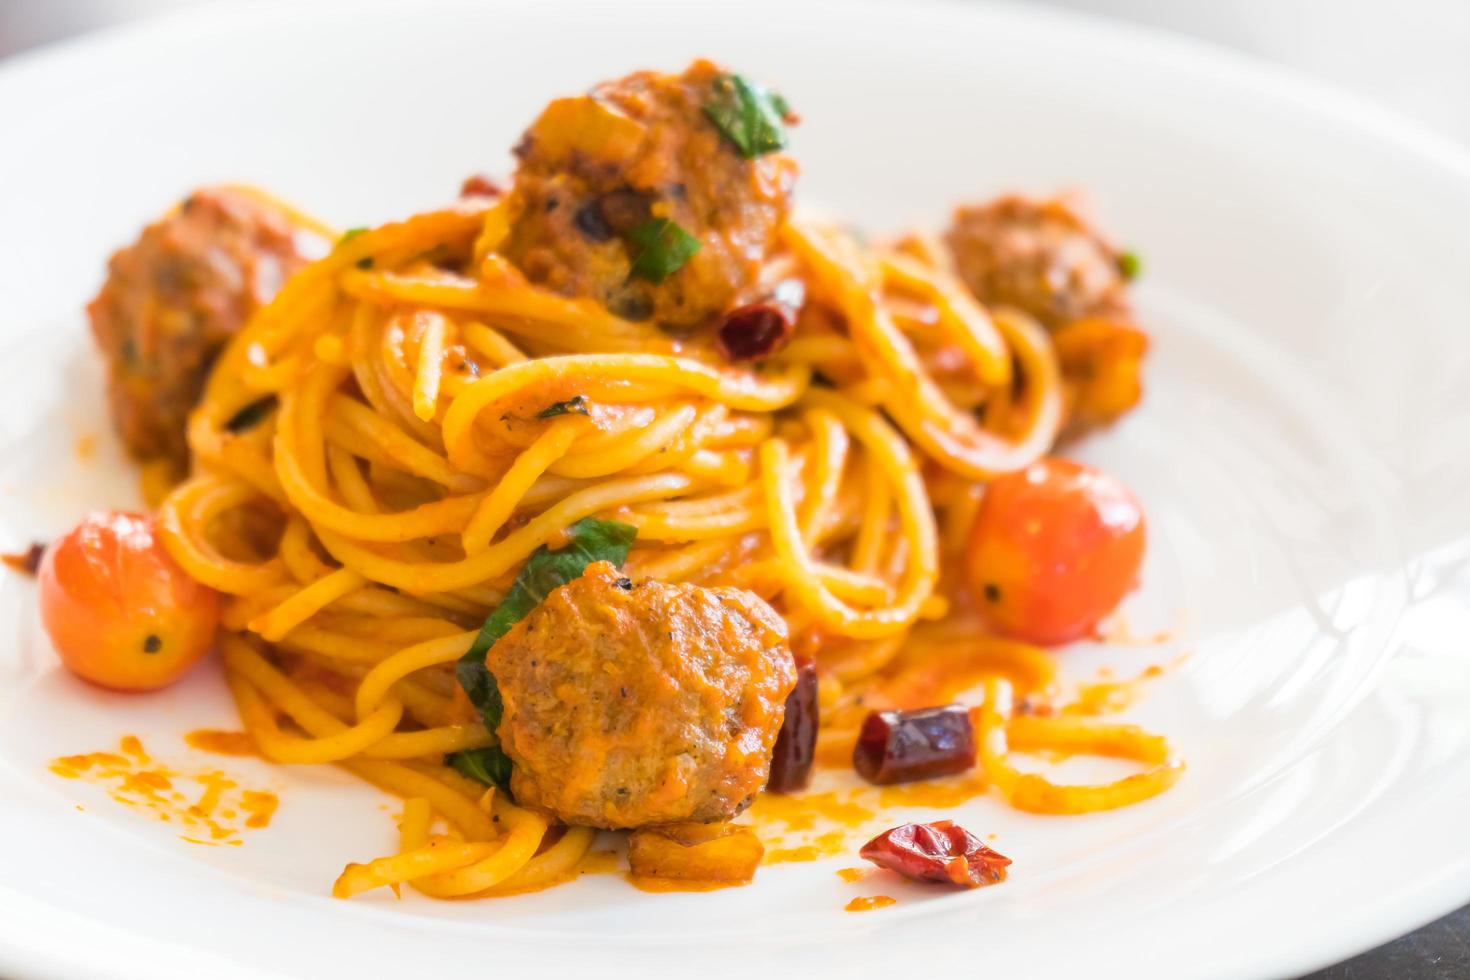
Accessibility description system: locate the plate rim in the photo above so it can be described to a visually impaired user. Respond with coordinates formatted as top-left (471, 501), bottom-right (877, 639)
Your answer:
top-left (2, 1), bottom-right (1469, 977)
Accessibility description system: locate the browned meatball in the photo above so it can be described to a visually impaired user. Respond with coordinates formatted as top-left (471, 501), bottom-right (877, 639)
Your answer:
top-left (487, 561), bottom-right (796, 829)
top-left (501, 60), bottom-right (798, 328)
top-left (945, 194), bottom-right (1131, 332)
top-left (87, 187), bottom-right (310, 462)
top-left (945, 194), bottom-right (1147, 431)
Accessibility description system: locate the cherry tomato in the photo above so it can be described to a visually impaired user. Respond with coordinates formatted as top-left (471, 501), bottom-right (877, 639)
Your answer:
top-left (39, 511), bottom-right (219, 691)
top-left (967, 458), bottom-right (1145, 645)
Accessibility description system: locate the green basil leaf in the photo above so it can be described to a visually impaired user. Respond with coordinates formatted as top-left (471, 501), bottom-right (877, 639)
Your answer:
top-left (1118, 249), bottom-right (1142, 281)
top-left (455, 517), bottom-right (637, 735)
top-left (626, 218), bottom-right (701, 283)
top-left (703, 73), bottom-right (790, 158)
top-left (536, 395), bottom-right (590, 419)
top-left (339, 227), bottom-right (368, 243)
top-left (446, 746), bottom-right (514, 789)
top-left (224, 395), bottom-right (277, 434)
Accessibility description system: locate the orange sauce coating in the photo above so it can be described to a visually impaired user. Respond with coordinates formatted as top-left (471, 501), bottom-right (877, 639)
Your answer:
top-left (50, 735), bottom-right (277, 845)
top-left (845, 895), bottom-right (896, 912)
top-left (185, 729), bottom-right (259, 757)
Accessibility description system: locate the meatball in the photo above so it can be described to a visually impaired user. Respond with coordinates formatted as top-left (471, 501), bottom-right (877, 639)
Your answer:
top-left (945, 194), bottom-right (1147, 431)
top-left (487, 561), bottom-right (796, 829)
top-left (87, 187), bottom-right (310, 462)
top-left (945, 194), bottom-right (1130, 332)
top-left (501, 60), bottom-right (798, 329)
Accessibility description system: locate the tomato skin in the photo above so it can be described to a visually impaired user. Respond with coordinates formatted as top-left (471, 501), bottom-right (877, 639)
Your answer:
top-left (38, 511), bottom-right (219, 691)
top-left (967, 459), bottom-right (1145, 646)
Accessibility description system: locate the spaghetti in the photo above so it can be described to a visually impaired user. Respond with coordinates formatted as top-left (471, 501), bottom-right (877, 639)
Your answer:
top-left (49, 60), bottom-right (1181, 901)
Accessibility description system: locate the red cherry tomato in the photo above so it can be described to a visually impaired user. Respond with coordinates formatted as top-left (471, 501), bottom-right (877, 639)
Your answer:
top-left (967, 458), bottom-right (1145, 645)
top-left (38, 511), bottom-right (219, 691)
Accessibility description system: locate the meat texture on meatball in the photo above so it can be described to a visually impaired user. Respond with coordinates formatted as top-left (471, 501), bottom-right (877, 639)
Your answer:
top-left (502, 59), bottom-right (798, 329)
top-left (487, 561), bottom-right (796, 829)
top-left (945, 194), bottom-right (1130, 331)
top-left (87, 187), bottom-right (310, 462)
top-left (945, 194), bottom-right (1147, 431)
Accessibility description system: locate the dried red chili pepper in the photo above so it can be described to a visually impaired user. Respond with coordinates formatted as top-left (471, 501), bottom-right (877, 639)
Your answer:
top-left (459, 173), bottom-right (505, 199)
top-left (1, 542), bottom-right (46, 577)
top-left (717, 279), bottom-right (805, 362)
top-left (860, 820), bottom-right (1010, 888)
top-left (853, 704), bottom-right (975, 785)
top-left (767, 654), bottom-right (818, 793)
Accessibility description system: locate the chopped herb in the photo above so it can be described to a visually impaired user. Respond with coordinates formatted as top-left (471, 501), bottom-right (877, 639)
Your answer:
top-left (339, 227), bottom-right (368, 244)
top-left (142, 634), bottom-right (162, 654)
top-left (447, 746), bottom-right (514, 789)
top-left (1118, 250), bottom-right (1142, 281)
top-left (355, 256), bottom-right (374, 270)
top-left (536, 395), bottom-right (590, 419)
top-left (703, 74), bottom-right (791, 158)
top-left (626, 218), bottom-right (701, 283)
top-left (224, 396), bottom-right (277, 433)
top-left (455, 517), bottom-right (637, 735)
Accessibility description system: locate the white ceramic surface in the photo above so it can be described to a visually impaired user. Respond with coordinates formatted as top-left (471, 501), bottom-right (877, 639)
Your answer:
top-left (0, 2), bottom-right (1468, 978)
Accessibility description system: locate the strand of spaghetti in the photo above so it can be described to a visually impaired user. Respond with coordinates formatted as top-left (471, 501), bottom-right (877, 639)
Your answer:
top-left (325, 445), bottom-right (378, 513)
top-left (328, 394), bottom-right (456, 486)
top-left (760, 391), bottom-right (938, 638)
top-left (797, 408), bottom-right (849, 546)
top-left (355, 632), bottom-right (477, 719)
top-left (1007, 716), bottom-right (1173, 763)
top-left (341, 758), bottom-right (497, 841)
top-left (362, 726), bottom-right (493, 759)
top-left (441, 354), bottom-right (808, 474)
top-left (334, 837), bottom-right (498, 898)
top-left (320, 615), bottom-right (465, 644)
top-left (342, 262), bottom-right (666, 354)
top-left (850, 452), bottom-right (892, 574)
top-left (277, 420), bottom-right (483, 542)
top-left (157, 475), bottom-right (286, 594)
top-left (248, 567), bottom-right (366, 641)
top-left (223, 640), bottom-right (404, 763)
top-left (886, 309), bottom-right (1064, 478)
top-left (461, 321), bottom-right (527, 366)
top-left (411, 311), bottom-right (448, 421)
top-left (277, 517), bottom-right (332, 582)
top-left (785, 221), bottom-right (1061, 479)
top-left (977, 679), bottom-right (1183, 814)
top-left (897, 634), bottom-right (1057, 698)
top-left (375, 311), bottom-right (445, 445)
top-left (549, 403), bottom-right (698, 479)
top-left (275, 627), bottom-right (402, 664)
top-left (678, 449), bottom-right (751, 486)
top-left (878, 251), bottom-right (1011, 387)
top-left (316, 472), bottom-right (694, 593)
top-left (409, 797), bottom-right (548, 897)
top-left (461, 419), bottom-right (582, 555)
top-left (400, 797), bottom-right (431, 850)
top-left (622, 403), bottom-right (727, 476)
top-left (826, 633), bottom-right (911, 685)
top-left (626, 534), bottom-right (757, 583)
top-left (229, 636), bottom-right (469, 760)
top-left (220, 584), bottom-right (298, 631)
top-left (484, 826), bottom-right (597, 895)
top-left (226, 662), bottom-right (402, 765)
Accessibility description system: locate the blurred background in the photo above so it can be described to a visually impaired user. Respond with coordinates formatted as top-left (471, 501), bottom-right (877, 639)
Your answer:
top-left (2, 2), bottom-right (1467, 978)
top-left (3, 0), bottom-right (1470, 147)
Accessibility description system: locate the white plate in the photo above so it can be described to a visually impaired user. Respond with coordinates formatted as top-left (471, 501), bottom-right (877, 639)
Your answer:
top-left (2, 1), bottom-right (1469, 977)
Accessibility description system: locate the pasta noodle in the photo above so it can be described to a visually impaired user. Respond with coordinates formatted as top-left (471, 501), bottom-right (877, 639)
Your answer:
top-left (149, 181), bottom-right (1172, 900)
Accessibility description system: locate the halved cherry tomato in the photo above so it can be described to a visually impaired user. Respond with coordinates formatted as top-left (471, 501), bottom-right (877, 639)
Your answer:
top-left (967, 458), bottom-right (1145, 645)
top-left (39, 511), bottom-right (219, 691)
